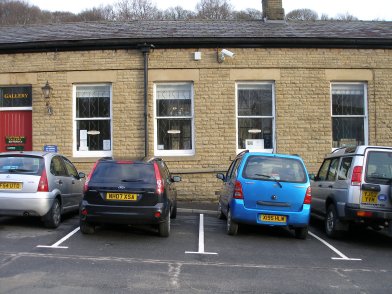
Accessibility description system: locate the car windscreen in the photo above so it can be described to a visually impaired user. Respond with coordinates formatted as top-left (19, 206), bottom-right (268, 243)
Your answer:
top-left (90, 161), bottom-right (156, 184)
top-left (0, 155), bottom-right (44, 176)
top-left (242, 156), bottom-right (307, 183)
top-left (365, 151), bottom-right (392, 184)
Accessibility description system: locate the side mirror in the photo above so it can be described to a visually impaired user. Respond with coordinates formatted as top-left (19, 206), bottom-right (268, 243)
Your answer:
top-left (78, 172), bottom-right (86, 179)
top-left (216, 173), bottom-right (225, 181)
top-left (172, 175), bottom-right (181, 182)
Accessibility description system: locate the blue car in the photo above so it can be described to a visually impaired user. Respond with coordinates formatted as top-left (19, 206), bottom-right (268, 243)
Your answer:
top-left (217, 151), bottom-right (311, 239)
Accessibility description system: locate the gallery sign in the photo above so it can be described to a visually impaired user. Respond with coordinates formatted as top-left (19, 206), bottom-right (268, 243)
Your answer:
top-left (0, 86), bottom-right (32, 107)
top-left (5, 136), bottom-right (26, 144)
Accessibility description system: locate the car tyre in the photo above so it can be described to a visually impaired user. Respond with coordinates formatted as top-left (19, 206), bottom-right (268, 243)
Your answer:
top-left (43, 198), bottom-right (61, 228)
top-left (170, 202), bottom-right (177, 219)
top-left (325, 204), bottom-right (343, 238)
top-left (218, 202), bottom-right (226, 220)
top-left (80, 219), bottom-right (95, 234)
top-left (226, 208), bottom-right (238, 236)
top-left (294, 227), bottom-right (308, 239)
top-left (159, 210), bottom-right (170, 237)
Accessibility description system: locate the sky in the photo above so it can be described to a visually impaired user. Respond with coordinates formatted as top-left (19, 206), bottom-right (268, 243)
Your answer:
top-left (28, 0), bottom-right (392, 21)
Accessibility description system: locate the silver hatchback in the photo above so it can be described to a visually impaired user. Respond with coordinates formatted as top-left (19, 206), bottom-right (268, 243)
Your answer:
top-left (0, 151), bottom-right (85, 228)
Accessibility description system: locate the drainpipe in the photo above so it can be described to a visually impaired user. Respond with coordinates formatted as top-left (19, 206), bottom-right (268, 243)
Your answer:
top-left (139, 43), bottom-right (154, 157)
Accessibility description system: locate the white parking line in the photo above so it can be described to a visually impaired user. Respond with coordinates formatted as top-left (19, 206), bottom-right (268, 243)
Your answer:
top-left (37, 227), bottom-right (80, 249)
top-left (185, 214), bottom-right (218, 255)
top-left (309, 231), bottom-right (361, 261)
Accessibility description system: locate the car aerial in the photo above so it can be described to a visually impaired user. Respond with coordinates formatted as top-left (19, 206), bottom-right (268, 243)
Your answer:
top-left (0, 151), bottom-right (85, 228)
top-left (216, 150), bottom-right (311, 239)
top-left (310, 145), bottom-right (392, 238)
top-left (79, 157), bottom-right (181, 237)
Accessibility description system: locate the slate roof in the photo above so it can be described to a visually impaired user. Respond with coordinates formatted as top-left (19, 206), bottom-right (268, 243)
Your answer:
top-left (0, 20), bottom-right (391, 53)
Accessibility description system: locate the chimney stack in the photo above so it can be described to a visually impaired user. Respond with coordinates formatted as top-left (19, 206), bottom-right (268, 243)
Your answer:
top-left (262, 0), bottom-right (285, 20)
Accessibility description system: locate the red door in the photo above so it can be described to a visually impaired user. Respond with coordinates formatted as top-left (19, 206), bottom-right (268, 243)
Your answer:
top-left (0, 111), bottom-right (32, 152)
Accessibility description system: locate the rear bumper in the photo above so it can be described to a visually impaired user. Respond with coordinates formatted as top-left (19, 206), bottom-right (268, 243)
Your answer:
top-left (230, 199), bottom-right (310, 228)
top-left (80, 200), bottom-right (169, 225)
top-left (344, 204), bottom-right (392, 222)
top-left (0, 193), bottom-right (54, 216)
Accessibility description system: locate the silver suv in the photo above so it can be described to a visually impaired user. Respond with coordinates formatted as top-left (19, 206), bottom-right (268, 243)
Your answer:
top-left (311, 146), bottom-right (392, 238)
top-left (0, 151), bottom-right (85, 228)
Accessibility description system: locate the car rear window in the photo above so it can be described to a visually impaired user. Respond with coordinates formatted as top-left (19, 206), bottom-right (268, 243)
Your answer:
top-left (0, 155), bottom-right (44, 176)
top-left (365, 151), bottom-right (392, 184)
top-left (243, 156), bottom-right (307, 183)
top-left (90, 161), bottom-right (156, 184)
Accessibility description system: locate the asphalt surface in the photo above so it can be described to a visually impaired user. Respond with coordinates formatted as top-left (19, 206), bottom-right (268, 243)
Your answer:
top-left (1, 201), bottom-right (392, 293)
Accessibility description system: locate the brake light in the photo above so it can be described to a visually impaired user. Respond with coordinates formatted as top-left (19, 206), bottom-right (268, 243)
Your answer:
top-left (84, 161), bottom-right (99, 193)
top-left (233, 181), bottom-right (244, 199)
top-left (351, 166), bottom-right (363, 186)
top-left (304, 186), bottom-right (312, 204)
top-left (153, 162), bottom-right (164, 195)
top-left (37, 169), bottom-right (49, 192)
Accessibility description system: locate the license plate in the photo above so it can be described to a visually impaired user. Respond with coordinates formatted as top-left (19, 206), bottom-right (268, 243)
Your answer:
top-left (361, 190), bottom-right (378, 204)
top-left (106, 193), bottom-right (138, 201)
top-left (260, 214), bottom-right (287, 223)
top-left (0, 182), bottom-right (22, 190)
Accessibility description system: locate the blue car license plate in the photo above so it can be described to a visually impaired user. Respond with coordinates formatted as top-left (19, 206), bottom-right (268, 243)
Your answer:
top-left (260, 214), bottom-right (287, 223)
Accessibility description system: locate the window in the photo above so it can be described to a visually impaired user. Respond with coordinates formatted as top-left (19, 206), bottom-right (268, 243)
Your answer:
top-left (317, 159), bottom-right (331, 181)
top-left (154, 83), bottom-right (194, 156)
top-left (327, 158), bottom-right (340, 181)
top-left (50, 156), bottom-right (67, 176)
top-left (63, 157), bottom-right (79, 178)
top-left (331, 83), bottom-right (368, 148)
top-left (338, 157), bottom-right (353, 180)
top-left (73, 84), bottom-right (112, 157)
top-left (237, 83), bottom-right (275, 152)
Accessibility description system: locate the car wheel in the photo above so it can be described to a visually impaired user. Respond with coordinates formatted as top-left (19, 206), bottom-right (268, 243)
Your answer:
top-left (80, 219), bottom-right (95, 234)
top-left (170, 202), bottom-right (177, 219)
top-left (226, 208), bottom-right (238, 236)
top-left (158, 209), bottom-right (170, 237)
top-left (325, 204), bottom-right (343, 238)
top-left (218, 202), bottom-right (226, 220)
top-left (43, 198), bottom-right (61, 228)
top-left (294, 227), bottom-right (308, 239)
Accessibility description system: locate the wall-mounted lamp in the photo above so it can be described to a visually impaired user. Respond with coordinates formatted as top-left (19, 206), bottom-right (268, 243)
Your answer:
top-left (41, 81), bottom-right (53, 115)
top-left (217, 49), bottom-right (235, 63)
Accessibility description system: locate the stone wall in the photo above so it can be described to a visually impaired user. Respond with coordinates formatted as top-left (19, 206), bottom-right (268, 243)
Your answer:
top-left (0, 47), bottom-right (391, 201)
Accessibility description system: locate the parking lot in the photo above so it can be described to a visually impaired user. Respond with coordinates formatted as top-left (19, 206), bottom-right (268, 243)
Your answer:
top-left (1, 206), bottom-right (392, 293)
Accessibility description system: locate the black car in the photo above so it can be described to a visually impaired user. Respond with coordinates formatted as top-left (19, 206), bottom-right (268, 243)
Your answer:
top-left (79, 157), bottom-right (181, 237)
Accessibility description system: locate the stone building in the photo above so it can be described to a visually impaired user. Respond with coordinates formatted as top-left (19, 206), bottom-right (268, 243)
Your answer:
top-left (0, 1), bottom-right (391, 200)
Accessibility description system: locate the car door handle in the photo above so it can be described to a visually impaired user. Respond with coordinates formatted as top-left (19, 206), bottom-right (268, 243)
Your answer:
top-left (328, 185), bottom-right (333, 188)
top-left (57, 180), bottom-right (63, 185)
top-left (318, 184), bottom-right (322, 187)
top-left (72, 180), bottom-right (75, 184)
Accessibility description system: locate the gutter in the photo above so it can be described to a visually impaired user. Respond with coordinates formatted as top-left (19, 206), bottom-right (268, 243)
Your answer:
top-left (0, 37), bottom-right (392, 54)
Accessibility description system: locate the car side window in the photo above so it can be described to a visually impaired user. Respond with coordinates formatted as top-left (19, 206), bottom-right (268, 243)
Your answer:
top-left (63, 157), bottom-right (79, 178)
top-left (326, 158), bottom-right (340, 181)
top-left (317, 159), bottom-right (331, 181)
top-left (338, 157), bottom-right (353, 180)
top-left (50, 156), bottom-right (67, 176)
top-left (226, 159), bottom-right (237, 180)
top-left (231, 158), bottom-right (242, 180)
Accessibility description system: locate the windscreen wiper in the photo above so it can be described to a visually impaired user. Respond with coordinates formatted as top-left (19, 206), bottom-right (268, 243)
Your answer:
top-left (255, 173), bottom-right (282, 188)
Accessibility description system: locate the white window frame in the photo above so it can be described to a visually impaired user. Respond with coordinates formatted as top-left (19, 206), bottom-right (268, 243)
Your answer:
top-left (236, 81), bottom-right (276, 154)
top-left (153, 82), bottom-right (195, 156)
top-left (73, 83), bottom-right (113, 157)
top-left (330, 82), bottom-right (368, 150)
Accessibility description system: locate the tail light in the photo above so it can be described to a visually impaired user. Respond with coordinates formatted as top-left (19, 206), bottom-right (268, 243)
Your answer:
top-left (304, 186), bottom-right (312, 204)
top-left (37, 169), bottom-right (49, 192)
top-left (84, 161), bottom-right (99, 193)
top-left (233, 181), bottom-right (244, 199)
top-left (153, 162), bottom-right (164, 195)
top-left (351, 166), bottom-right (363, 186)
